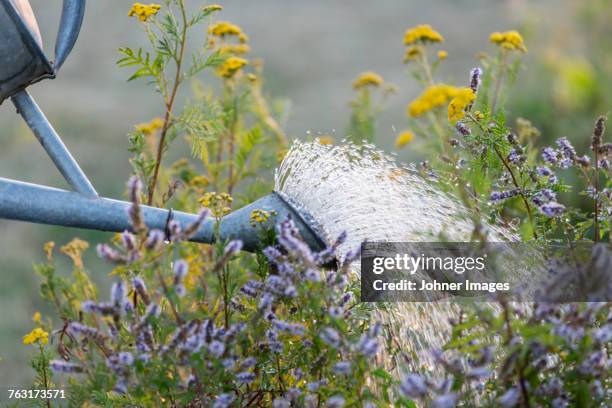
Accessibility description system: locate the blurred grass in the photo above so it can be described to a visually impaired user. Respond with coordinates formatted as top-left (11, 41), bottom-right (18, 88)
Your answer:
top-left (0, 0), bottom-right (609, 388)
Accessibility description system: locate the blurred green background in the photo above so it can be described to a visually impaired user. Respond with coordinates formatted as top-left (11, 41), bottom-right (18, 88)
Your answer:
top-left (0, 0), bottom-right (609, 387)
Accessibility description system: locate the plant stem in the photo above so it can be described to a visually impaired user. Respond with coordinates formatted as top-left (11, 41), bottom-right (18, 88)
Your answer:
top-left (594, 149), bottom-right (600, 242)
top-left (467, 113), bottom-right (538, 239)
top-left (491, 51), bottom-right (507, 114)
top-left (147, 1), bottom-right (188, 206)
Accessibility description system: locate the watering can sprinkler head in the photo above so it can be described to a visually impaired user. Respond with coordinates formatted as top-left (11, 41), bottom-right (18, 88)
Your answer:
top-left (0, 0), bottom-right (327, 253)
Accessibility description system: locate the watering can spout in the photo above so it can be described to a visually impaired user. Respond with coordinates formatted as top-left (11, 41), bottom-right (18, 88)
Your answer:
top-left (0, 178), bottom-right (326, 252)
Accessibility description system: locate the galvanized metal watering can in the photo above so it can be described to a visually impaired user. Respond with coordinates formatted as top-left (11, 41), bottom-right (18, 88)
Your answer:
top-left (0, 0), bottom-right (325, 252)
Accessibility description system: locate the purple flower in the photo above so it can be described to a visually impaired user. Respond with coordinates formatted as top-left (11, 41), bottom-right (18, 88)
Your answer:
top-left (498, 387), bottom-right (520, 408)
top-left (455, 122), bottom-right (471, 136)
top-left (145, 229), bottom-right (165, 250)
top-left (272, 398), bottom-right (291, 408)
top-left (326, 395), bottom-right (346, 408)
top-left (320, 327), bottom-right (341, 348)
top-left (118, 351), bottom-right (134, 366)
top-left (49, 360), bottom-right (83, 373)
top-left (357, 335), bottom-right (379, 357)
top-left (536, 166), bottom-right (558, 184)
top-left (111, 281), bottom-right (127, 309)
top-left (490, 189), bottom-right (520, 202)
top-left (208, 340), bottom-right (225, 358)
top-left (399, 373), bottom-right (428, 399)
top-left (507, 148), bottom-right (524, 165)
top-left (538, 202), bottom-right (565, 218)
top-left (96, 244), bottom-right (125, 264)
top-left (432, 393), bottom-right (458, 408)
top-left (213, 393), bottom-right (235, 408)
top-left (531, 189), bottom-right (556, 206)
top-left (224, 240), bottom-right (243, 257)
top-left (332, 361), bottom-right (352, 375)
top-left (542, 147), bottom-right (558, 165)
top-left (556, 137), bottom-right (576, 160)
top-left (469, 67), bottom-right (483, 93)
top-left (173, 259), bottom-right (188, 282)
top-left (235, 371), bottom-right (256, 384)
top-left (121, 231), bottom-right (137, 251)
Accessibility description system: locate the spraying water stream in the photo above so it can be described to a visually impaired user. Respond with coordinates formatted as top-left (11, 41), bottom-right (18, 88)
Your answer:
top-left (275, 140), bottom-right (518, 370)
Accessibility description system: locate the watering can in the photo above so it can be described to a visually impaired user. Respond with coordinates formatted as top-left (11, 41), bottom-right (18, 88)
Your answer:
top-left (0, 0), bottom-right (325, 252)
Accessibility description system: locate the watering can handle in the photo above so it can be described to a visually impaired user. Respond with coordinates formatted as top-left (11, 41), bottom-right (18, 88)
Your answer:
top-left (54, 0), bottom-right (86, 71)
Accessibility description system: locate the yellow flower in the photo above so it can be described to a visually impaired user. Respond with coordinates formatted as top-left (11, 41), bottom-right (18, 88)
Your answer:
top-left (135, 117), bottom-right (164, 135)
top-left (209, 21), bottom-right (244, 37)
top-left (238, 33), bottom-right (249, 44)
top-left (395, 131), bottom-right (415, 148)
top-left (447, 88), bottom-right (476, 123)
top-left (352, 71), bottom-right (384, 89)
top-left (437, 50), bottom-right (448, 60)
top-left (403, 46), bottom-right (423, 63)
top-left (23, 328), bottom-right (48, 346)
top-left (43, 241), bottom-right (55, 262)
top-left (128, 3), bottom-right (161, 22)
top-left (404, 24), bottom-right (444, 45)
top-left (32, 312), bottom-right (42, 324)
top-left (318, 136), bottom-right (334, 145)
top-left (218, 56), bottom-right (248, 78)
top-left (249, 209), bottom-right (275, 227)
top-left (199, 192), bottom-right (233, 217)
top-left (219, 44), bottom-right (251, 55)
top-left (407, 84), bottom-right (460, 117)
top-left (60, 238), bottom-right (89, 270)
top-left (190, 175), bottom-right (209, 189)
top-left (489, 30), bottom-right (527, 52)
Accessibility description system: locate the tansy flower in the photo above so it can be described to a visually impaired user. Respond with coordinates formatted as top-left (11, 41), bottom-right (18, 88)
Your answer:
top-left (43, 241), bottom-right (55, 261)
top-left (23, 328), bottom-right (48, 346)
top-left (250, 209), bottom-right (275, 227)
top-left (135, 117), bottom-right (164, 135)
top-left (352, 72), bottom-right (384, 89)
top-left (489, 30), bottom-right (527, 52)
top-left (403, 46), bottom-right (423, 63)
top-left (32, 312), bottom-right (42, 324)
top-left (209, 21), bottom-right (244, 38)
top-left (395, 131), bottom-right (415, 148)
top-left (60, 238), bottom-right (89, 269)
top-left (219, 44), bottom-right (251, 55)
top-left (403, 24), bottom-right (444, 45)
top-left (318, 136), bottom-right (334, 145)
top-left (128, 3), bottom-right (161, 22)
top-left (407, 84), bottom-right (460, 117)
top-left (437, 50), bottom-right (448, 60)
top-left (447, 88), bottom-right (476, 123)
top-left (218, 56), bottom-right (248, 78)
top-left (199, 192), bottom-right (233, 216)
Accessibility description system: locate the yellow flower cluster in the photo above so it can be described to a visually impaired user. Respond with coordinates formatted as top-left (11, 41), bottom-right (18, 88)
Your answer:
top-left (128, 3), bottom-right (161, 22)
top-left (447, 88), bottom-right (476, 123)
top-left (250, 209), bottom-right (276, 227)
top-left (60, 238), bottom-right (89, 270)
top-left (209, 21), bottom-right (248, 43)
top-left (218, 56), bottom-right (248, 78)
top-left (219, 44), bottom-right (251, 55)
top-left (437, 50), bottom-right (448, 60)
top-left (199, 192), bottom-right (233, 217)
top-left (135, 117), bottom-right (164, 135)
top-left (352, 72), bottom-right (384, 89)
top-left (33, 312), bottom-right (42, 324)
top-left (489, 30), bottom-right (527, 52)
top-left (407, 84), bottom-right (460, 117)
top-left (403, 46), bottom-right (423, 63)
top-left (395, 131), bottom-right (415, 148)
top-left (403, 24), bottom-right (444, 45)
top-left (23, 328), bottom-right (48, 346)
top-left (318, 136), bottom-right (334, 145)
top-left (190, 175), bottom-right (210, 189)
